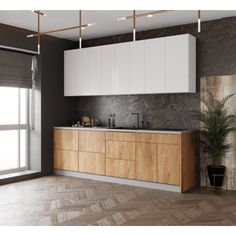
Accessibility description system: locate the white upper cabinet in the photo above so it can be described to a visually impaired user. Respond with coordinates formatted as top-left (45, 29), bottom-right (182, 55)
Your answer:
top-left (77, 48), bottom-right (89, 95)
top-left (145, 37), bottom-right (165, 93)
top-left (114, 43), bottom-right (130, 95)
top-left (64, 49), bottom-right (78, 96)
top-left (101, 44), bottom-right (115, 95)
top-left (64, 34), bottom-right (196, 96)
top-left (130, 41), bottom-right (145, 94)
top-left (88, 47), bottom-right (102, 95)
top-left (165, 34), bottom-right (196, 93)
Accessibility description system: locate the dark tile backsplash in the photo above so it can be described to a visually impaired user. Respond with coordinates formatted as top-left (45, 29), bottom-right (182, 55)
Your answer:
top-left (76, 93), bottom-right (199, 129)
top-left (76, 16), bottom-right (236, 129)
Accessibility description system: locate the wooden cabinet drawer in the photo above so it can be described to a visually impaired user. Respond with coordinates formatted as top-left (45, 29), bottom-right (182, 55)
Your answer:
top-left (157, 144), bottom-right (180, 185)
top-left (79, 152), bottom-right (105, 175)
top-left (106, 159), bottom-right (135, 179)
top-left (136, 133), bottom-right (180, 144)
top-left (79, 131), bottom-right (105, 153)
top-left (106, 132), bottom-right (135, 142)
top-left (106, 141), bottom-right (135, 161)
top-left (54, 129), bottom-right (79, 150)
top-left (54, 150), bottom-right (79, 171)
top-left (136, 143), bottom-right (157, 182)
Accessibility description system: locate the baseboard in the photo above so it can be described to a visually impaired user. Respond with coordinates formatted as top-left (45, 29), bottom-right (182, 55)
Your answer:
top-left (54, 169), bottom-right (181, 193)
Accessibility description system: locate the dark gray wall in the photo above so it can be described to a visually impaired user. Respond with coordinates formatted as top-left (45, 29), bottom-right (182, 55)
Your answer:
top-left (0, 23), bottom-right (77, 181)
top-left (76, 16), bottom-right (236, 129)
top-left (40, 36), bottom-right (77, 175)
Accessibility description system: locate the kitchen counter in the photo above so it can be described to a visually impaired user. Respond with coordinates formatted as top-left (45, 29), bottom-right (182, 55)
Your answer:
top-left (54, 126), bottom-right (195, 134)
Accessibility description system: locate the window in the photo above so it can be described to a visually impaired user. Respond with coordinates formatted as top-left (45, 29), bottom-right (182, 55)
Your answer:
top-left (0, 86), bottom-right (29, 174)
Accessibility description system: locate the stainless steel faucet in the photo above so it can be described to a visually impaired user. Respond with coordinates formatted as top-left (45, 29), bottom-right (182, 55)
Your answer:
top-left (131, 112), bottom-right (140, 128)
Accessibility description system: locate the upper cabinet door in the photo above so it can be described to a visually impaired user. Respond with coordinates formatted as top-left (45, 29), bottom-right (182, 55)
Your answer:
top-left (77, 48), bottom-right (89, 95)
top-left (101, 45), bottom-right (115, 95)
top-left (145, 38), bottom-right (165, 94)
top-left (165, 34), bottom-right (196, 93)
top-left (64, 49), bottom-right (78, 96)
top-left (130, 41), bottom-right (145, 94)
top-left (88, 47), bottom-right (102, 95)
top-left (64, 34), bottom-right (196, 96)
top-left (114, 43), bottom-right (130, 95)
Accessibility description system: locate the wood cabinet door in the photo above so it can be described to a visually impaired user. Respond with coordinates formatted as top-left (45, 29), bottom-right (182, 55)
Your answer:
top-left (54, 129), bottom-right (79, 151)
top-left (157, 144), bottom-right (180, 185)
top-left (136, 143), bottom-right (157, 182)
top-left (79, 131), bottom-right (105, 153)
top-left (106, 132), bottom-right (135, 142)
top-left (79, 152), bottom-right (105, 175)
top-left (106, 159), bottom-right (135, 179)
top-left (106, 141), bottom-right (135, 161)
top-left (136, 133), bottom-right (180, 145)
top-left (54, 150), bottom-right (79, 171)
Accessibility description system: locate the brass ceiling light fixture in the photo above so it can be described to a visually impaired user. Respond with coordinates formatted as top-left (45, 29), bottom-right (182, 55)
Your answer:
top-left (117, 10), bottom-right (173, 21)
top-left (198, 10), bottom-right (201, 33)
top-left (79, 10), bottom-right (82, 49)
top-left (27, 10), bottom-right (96, 50)
top-left (117, 10), bottom-right (173, 42)
top-left (27, 10), bottom-right (46, 54)
top-left (133, 10), bottom-right (136, 41)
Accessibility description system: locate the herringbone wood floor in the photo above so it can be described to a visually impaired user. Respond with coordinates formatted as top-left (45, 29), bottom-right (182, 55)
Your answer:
top-left (0, 175), bottom-right (236, 226)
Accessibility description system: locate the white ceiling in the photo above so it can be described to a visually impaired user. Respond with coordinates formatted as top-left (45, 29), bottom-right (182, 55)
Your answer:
top-left (0, 10), bottom-right (236, 41)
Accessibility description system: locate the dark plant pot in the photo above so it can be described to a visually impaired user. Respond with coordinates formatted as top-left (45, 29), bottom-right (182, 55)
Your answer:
top-left (207, 165), bottom-right (225, 187)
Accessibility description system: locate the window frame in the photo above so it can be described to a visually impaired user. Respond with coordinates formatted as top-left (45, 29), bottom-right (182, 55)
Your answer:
top-left (0, 88), bottom-right (30, 175)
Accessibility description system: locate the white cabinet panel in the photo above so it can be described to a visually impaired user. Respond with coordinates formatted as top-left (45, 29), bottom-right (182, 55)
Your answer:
top-left (88, 47), bottom-right (102, 95)
top-left (101, 45), bottom-right (115, 95)
top-left (165, 34), bottom-right (196, 93)
top-left (77, 48), bottom-right (89, 95)
top-left (145, 38), bottom-right (165, 93)
top-left (114, 43), bottom-right (130, 94)
top-left (64, 34), bottom-right (196, 96)
top-left (64, 49), bottom-right (78, 96)
top-left (130, 41), bottom-right (145, 94)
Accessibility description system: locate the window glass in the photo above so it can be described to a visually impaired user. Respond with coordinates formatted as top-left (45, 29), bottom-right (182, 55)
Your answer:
top-left (20, 129), bottom-right (27, 168)
top-left (0, 130), bottom-right (18, 171)
top-left (0, 87), bottom-right (18, 125)
top-left (20, 88), bottom-right (27, 124)
top-left (0, 87), bottom-right (29, 173)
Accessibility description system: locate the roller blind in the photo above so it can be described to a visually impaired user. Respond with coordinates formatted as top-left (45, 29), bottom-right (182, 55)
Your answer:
top-left (0, 49), bottom-right (33, 88)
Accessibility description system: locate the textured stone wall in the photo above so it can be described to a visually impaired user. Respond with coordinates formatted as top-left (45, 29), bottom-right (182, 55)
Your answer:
top-left (77, 16), bottom-right (236, 130)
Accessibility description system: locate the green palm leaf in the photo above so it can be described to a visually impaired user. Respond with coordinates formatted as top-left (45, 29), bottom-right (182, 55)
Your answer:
top-left (192, 92), bottom-right (236, 165)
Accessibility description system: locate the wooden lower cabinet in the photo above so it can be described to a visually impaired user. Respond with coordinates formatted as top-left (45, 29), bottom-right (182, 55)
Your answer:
top-left (106, 159), bottom-right (135, 179)
top-left (53, 129), bottom-right (196, 192)
top-left (106, 132), bottom-right (135, 142)
top-left (106, 141), bottom-right (135, 160)
top-left (54, 150), bottom-right (79, 171)
top-left (54, 129), bottom-right (79, 151)
top-left (79, 131), bottom-right (105, 153)
top-left (136, 133), bottom-right (180, 145)
top-left (136, 143), bottom-right (157, 182)
top-left (157, 144), bottom-right (180, 185)
top-left (79, 152), bottom-right (105, 175)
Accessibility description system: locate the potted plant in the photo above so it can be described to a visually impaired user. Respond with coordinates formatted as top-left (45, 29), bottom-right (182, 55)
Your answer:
top-left (193, 92), bottom-right (236, 187)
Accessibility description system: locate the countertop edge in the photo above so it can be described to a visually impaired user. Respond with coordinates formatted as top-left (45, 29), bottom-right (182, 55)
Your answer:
top-left (53, 126), bottom-right (196, 134)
